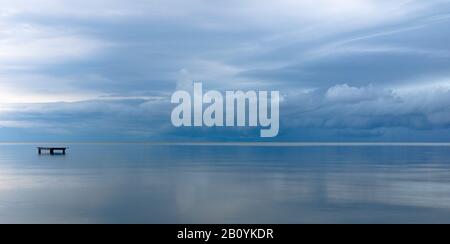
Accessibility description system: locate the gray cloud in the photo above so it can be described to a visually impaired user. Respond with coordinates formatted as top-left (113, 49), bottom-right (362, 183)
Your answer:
top-left (0, 0), bottom-right (449, 141)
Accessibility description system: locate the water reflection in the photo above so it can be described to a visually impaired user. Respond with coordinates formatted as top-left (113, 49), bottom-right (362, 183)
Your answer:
top-left (0, 144), bottom-right (449, 223)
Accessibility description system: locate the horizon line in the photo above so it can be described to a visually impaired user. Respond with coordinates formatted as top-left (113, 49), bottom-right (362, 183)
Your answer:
top-left (1, 142), bottom-right (450, 147)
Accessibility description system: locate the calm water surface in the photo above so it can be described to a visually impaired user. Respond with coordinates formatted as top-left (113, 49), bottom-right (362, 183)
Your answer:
top-left (0, 143), bottom-right (449, 223)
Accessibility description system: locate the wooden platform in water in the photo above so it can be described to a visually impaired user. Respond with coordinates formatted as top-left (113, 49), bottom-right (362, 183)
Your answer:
top-left (38, 147), bottom-right (68, 155)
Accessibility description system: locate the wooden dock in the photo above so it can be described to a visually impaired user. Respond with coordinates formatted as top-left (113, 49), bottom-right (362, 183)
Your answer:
top-left (38, 147), bottom-right (68, 155)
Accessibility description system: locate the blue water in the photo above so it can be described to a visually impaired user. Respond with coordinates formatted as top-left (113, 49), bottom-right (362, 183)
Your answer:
top-left (0, 143), bottom-right (450, 223)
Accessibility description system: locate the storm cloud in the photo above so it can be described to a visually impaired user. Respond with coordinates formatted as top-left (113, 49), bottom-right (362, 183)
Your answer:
top-left (0, 0), bottom-right (450, 141)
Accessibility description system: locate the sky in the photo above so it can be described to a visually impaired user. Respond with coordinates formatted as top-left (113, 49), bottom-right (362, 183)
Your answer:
top-left (0, 0), bottom-right (450, 142)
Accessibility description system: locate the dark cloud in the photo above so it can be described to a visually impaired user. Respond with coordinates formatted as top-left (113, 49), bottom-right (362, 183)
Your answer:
top-left (0, 0), bottom-right (450, 141)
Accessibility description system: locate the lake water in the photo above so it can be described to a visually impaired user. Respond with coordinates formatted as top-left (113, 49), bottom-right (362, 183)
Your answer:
top-left (0, 143), bottom-right (450, 224)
